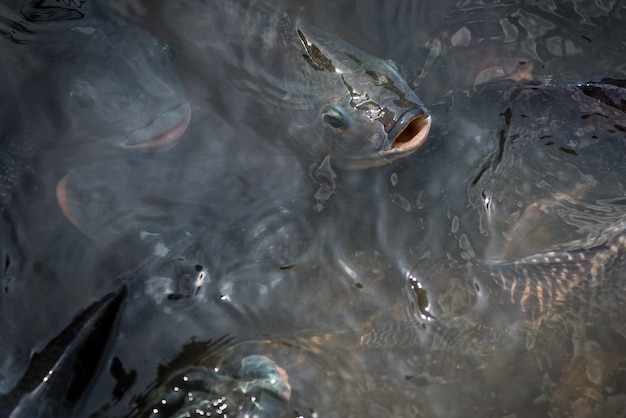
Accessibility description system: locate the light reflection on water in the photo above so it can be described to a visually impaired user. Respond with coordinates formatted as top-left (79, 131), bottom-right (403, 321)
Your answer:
top-left (1, 1), bottom-right (626, 417)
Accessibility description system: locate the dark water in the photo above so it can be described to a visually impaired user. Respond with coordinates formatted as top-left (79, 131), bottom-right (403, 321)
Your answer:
top-left (1, 0), bottom-right (626, 417)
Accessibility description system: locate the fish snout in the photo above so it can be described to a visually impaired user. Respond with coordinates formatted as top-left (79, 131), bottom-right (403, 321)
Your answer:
top-left (383, 106), bottom-right (431, 154)
top-left (119, 102), bottom-right (192, 149)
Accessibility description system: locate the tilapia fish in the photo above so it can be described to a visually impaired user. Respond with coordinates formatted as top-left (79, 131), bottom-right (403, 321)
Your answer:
top-left (163, 0), bottom-right (430, 169)
top-left (4, 1), bottom-right (190, 150)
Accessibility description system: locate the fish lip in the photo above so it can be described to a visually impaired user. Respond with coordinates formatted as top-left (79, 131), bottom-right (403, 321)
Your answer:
top-left (57, 173), bottom-right (117, 238)
top-left (332, 109), bottom-right (431, 170)
top-left (381, 108), bottom-right (431, 156)
top-left (56, 175), bottom-right (87, 234)
top-left (57, 172), bottom-right (135, 240)
top-left (119, 101), bottom-right (192, 150)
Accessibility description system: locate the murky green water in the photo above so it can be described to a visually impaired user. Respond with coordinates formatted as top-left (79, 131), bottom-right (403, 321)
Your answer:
top-left (1, 1), bottom-right (626, 417)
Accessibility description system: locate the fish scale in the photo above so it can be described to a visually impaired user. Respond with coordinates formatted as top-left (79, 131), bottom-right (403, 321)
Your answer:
top-left (487, 220), bottom-right (626, 316)
top-left (356, 221), bottom-right (626, 387)
top-left (0, 0), bottom-right (192, 398)
top-left (0, 122), bottom-right (33, 209)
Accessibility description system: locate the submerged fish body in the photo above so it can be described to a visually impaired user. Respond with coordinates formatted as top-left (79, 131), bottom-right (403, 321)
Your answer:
top-left (54, 107), bottom-right (314, 260)
top-left (165, 0), bottom-right (430, 169)
top-left (374, 72), bottom-right (626, 276)
top-left (369, 75), bottom-right (626, 350)
top-left (368, 217), bottom-right (625, 341)
top-left (466, 76), bottom-right (626, 259)
top-left (483, 219), bottom-right (626, 320)
top-left (361, 219), bottom-right (626, 391)
top-left (8, 2), bottom-right (190, 151)
top-left (470, 220), bottom-right (626, 414)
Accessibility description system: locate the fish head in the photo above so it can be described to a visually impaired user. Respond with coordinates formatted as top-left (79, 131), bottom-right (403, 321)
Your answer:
top-left (297, 25), bottom-right (431, 169)
top-left (29, 15), bottom-right (191, 150)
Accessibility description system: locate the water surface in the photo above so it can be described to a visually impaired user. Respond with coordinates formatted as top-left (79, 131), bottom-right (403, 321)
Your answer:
top-left (1, 1), bottom-right (626, 417)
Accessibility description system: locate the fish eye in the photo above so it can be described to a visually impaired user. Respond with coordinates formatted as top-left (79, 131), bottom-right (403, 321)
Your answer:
top-left (163, 42), bottom-right (174, 61)
top-left (385, 59), bottom-right (402, 74)
top-left (322, 105), bottom-right (350, 131)
top-left (69, 82), bottom-right (96, 108)
top-left (153, 39), bottom-right (174, 62)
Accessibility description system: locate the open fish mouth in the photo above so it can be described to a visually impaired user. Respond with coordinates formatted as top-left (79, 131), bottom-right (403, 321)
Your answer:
top-left (337, 109), bottom-right (431, 170)
top-left (56, 175), bottom-right (85, 234)
top-left (385, 110), bottom-right (431, 154)
top-left (120, 102), bottom-right (192, 149)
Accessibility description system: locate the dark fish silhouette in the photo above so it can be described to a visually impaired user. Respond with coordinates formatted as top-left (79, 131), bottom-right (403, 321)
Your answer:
top-left (5, 285), bottom-right (126, 418)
